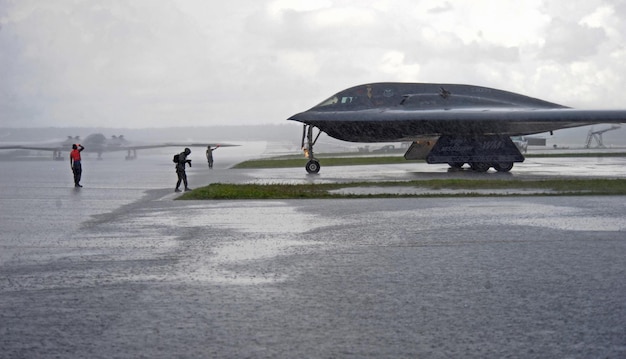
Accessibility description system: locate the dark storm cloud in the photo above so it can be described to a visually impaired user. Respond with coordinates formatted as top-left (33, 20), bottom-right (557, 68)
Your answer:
top-left (2, 1), bottom-right (626, 128)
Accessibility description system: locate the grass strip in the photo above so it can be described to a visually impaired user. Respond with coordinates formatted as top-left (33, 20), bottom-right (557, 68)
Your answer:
top-left (177, 178), bottom-right (626, 200)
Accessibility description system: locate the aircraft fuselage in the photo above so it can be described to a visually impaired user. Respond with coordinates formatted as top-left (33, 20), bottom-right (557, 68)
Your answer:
top-left (288, 83), bottom-right (626, 173)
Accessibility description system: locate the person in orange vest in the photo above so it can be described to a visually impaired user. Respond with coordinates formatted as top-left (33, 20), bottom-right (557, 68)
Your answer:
top-left (70, 143), bottom-right (85, 187)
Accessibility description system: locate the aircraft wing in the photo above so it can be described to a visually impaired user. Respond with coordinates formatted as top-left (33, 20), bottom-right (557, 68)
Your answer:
top-left (0, 141), bottom-right (238, 152)
top-left (290, 108), bottom-right (626, 142)
top-left (0, 136), bottom-right (239, 160)
top-left (0, 144), bottom-right (65, 151)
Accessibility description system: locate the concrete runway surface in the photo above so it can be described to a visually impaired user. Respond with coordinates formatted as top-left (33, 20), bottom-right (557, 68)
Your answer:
top-left (1, 147), bottom-right (625, 358)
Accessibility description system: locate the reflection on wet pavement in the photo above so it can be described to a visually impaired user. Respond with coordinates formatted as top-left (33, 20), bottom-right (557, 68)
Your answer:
top-left (1, 154), bottom-right (625, 357)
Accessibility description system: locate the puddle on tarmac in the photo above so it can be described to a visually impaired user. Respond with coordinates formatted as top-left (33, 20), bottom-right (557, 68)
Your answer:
top-left (131, 202), bottom-right (345, 285)
top-left (138, 202), bottom-right (348, 234)
top-left (212, 238), bottom-right (315, 262)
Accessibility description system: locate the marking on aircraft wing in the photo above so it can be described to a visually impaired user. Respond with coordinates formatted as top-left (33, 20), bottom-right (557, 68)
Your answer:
top-left (439, 87), bottom-right (451, 99)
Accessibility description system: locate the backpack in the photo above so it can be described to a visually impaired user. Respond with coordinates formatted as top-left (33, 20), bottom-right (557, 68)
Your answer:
top-left (172, 153), bottom-right (180, 163)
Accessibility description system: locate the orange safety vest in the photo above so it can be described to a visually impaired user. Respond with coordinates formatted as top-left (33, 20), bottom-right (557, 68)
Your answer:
top-left (70, 149), bottom-right (81, 161)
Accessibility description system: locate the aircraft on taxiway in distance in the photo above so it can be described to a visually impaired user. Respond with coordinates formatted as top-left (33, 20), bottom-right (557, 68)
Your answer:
top-left (0, 133), bottom-right (235, 160)
top-left (288, 82), bottom-right (626, 174)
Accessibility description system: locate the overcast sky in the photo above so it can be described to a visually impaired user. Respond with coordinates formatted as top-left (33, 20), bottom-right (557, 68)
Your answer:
top-left (2, 0), bottom-right (626, 128)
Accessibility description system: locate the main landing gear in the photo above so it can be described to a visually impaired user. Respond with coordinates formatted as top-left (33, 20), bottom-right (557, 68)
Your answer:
top-left (430, 135), bottom-right (524, 173)
top-left (448, 161), bottom-right (515, 172)
top-left (125, 149), bottom-right (137, 160)
top-left (302, 124), bottom-right (322, 174)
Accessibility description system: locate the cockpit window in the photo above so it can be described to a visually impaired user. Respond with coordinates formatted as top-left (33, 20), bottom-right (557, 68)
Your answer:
top-left (317, 96), bottom-right (338, 107)
top-left (316, 95), bottom-right (359, 107)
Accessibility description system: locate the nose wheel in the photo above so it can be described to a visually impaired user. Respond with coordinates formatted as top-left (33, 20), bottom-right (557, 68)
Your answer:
top-left (302, 124), bottom-right (323, 174)
top-left (306, 159), bottom-right (320, 174)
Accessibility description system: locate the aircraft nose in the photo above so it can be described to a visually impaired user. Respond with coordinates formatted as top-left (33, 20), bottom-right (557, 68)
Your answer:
top-left (287, 112), bottom-right (307, 123)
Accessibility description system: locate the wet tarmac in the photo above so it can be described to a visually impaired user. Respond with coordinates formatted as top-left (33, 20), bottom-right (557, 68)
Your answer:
top-left (1, 148), bottom-right (625, 358)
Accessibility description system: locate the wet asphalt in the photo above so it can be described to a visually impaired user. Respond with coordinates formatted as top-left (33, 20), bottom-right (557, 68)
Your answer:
top-left (1, 147), bottom-right (625, 358)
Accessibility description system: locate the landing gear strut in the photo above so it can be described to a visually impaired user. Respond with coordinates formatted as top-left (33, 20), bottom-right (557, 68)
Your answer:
top-left (302, 124), bottom-right (322, 174)
top-left (125, 149), bottom-right (137, 160)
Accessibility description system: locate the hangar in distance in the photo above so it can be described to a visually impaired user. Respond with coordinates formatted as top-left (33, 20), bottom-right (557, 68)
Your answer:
top-left (288, 82), bottom-right (626, 173)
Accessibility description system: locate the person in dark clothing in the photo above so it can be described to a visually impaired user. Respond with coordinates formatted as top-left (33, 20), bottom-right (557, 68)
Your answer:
top-left (205, 144), bottom-right (220, 168)
top-left (69, 143), bottom-right (85, 187)
top-left (175, 147), bottom-right (192, 192)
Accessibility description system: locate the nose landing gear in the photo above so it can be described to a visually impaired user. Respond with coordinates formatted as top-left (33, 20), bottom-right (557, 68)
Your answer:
top-left (302, 124), bottom-right (322, 174)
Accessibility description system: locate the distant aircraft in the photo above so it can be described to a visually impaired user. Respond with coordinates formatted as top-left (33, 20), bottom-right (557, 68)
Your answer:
top-left (288, 82), bottom-right (626, 173)
top-left (0, 133), bottom-right (235, 160)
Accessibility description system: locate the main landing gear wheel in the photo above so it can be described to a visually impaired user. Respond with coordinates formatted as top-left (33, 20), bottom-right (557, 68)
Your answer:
top-left (306, 159), bottom-right (320, 174)
top-left (470, 162), bottom-right (490, 172)
top-left (448, 162), bottom-right (464, 169)
top-left (493, 162), bottom-right (514, 172)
